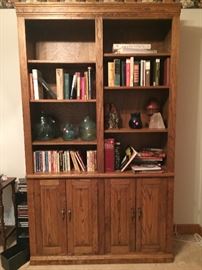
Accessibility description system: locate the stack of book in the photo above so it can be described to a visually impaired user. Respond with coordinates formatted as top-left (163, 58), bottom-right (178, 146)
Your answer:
top-left (17, 178), bottom-right (27, 193)
top-left (131, 148), bottom-right (166, 173)
top-left (112, 43), bottom-right (157, 54)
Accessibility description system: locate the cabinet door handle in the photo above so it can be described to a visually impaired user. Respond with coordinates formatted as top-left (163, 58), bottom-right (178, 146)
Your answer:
top-left (61, 209), bottom-right (66, 220)
top-left (137, 207), bottom-right (142, 219)
top-left (68, 209), bottom-right (72, 221)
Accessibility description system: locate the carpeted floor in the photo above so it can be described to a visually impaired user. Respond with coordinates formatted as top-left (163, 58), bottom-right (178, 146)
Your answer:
top-left (1, 234), bottom-right (202, 270)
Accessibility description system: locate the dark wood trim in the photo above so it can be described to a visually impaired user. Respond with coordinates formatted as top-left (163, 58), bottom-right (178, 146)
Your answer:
top-left (174, 224), bottom-right (202, 236)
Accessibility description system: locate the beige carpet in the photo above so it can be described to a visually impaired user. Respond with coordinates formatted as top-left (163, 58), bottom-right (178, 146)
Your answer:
top-left (1, 235), bottom-right (202, 270)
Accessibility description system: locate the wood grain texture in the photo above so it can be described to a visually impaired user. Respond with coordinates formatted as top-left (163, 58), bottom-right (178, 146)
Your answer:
top-left (136, 178), bottom-right (167, 252)
top-left (67, 179), bottom-right (98, 255)
top-left (34, 179), bottom-right (67, 255)
top-left (17, 17), bottom-right (33, 174)
top-left (105, 179), bottom-right (135, 254)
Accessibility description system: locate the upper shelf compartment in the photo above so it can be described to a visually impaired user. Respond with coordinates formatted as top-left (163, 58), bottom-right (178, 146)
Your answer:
top-left (25, 19), bottom-right (96, 63)
top-left (103, 19), bottom-right (172, 54)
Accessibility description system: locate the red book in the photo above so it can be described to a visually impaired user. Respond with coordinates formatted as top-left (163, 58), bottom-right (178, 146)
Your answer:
top-left (104, 138), bottom-right (115, 172)
top-left (126, 58), bottom-right (130, 87)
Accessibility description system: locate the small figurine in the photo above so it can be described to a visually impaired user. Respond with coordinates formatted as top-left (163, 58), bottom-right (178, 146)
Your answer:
top-left (105, 103), bottom-right (120, 129)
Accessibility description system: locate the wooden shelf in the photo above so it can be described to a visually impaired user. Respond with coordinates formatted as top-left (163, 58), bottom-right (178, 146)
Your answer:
top-left (104, 128), bottom-right (168, 133)
top-left (104, 86), bottom-right (169, 90)
top-left (30, 99), bottom-right (96, 103)
top-left (28, 60), bottom-right (96, 65)
top-left (32, 138), bottom-right (97, 145)
top-left (104, 53), bottom-right (171, 58)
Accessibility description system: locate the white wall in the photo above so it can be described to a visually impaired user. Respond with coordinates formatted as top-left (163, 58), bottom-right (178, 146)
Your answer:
top-left (175, 9), bottom-right (202, 226)
top-left (0, 8), bottom-right (202, 226)
top-left (0, 9), bottom-right (25, 225)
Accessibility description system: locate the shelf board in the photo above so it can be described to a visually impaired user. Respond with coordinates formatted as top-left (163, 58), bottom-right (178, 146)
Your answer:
top-left (32, 138), bottom-right (97, 146)
top-left (104, 53), bottom-right (170, 58)
top-left (27, 170), bottom-right (174, 179)
top-left (105, 128), bottom-right (168, 133)
top-left (30, 99), bottom-right (96, 103)
top-left (28, 60), bottom-right (96, 65)
top-left (104, 86), bottom-right (169, 90)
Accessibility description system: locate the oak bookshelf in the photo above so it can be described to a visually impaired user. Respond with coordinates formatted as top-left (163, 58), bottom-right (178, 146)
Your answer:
top-left (15, 2), bottom-right (181, 265)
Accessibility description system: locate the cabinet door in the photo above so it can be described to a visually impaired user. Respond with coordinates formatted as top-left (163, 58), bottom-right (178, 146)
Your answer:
top-left (136, 178), bottom-right (167, 252)
top-left (33, 179), bottom-right (67, 255)
top-left (66, 179), bottom-right (98, 255)
top-left (105, 179), bottom-right (136, 254)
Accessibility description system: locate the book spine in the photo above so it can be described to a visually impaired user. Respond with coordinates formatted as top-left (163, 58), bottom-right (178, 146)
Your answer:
top-left (108, 62), bottom-right (115, 87)
top-left (121, 60), bottom-right (126, 86)
top-left (104, 138), bottom-right (115, 172)
top-left (114, 58), bottom-right (121, 86)
top-left (126, 58), bottom-right (130, 87)
top-left (70, 73), bottom-right (77, 99)
top-left (134, 61), bottom-right (140, 86)
top-left (76, 72), bottom-right (81, 99)
top-left (56, 68), bottom-right (64, 99)
top-left (130, 56), bottom-right (134, 87)
top-left (145, 60), bottom-right (151, 86)
top-left (32, 69), bottom-right (43, 100)
top-left (114, 142), bottom-right (121, 170)
top-left (153, 58), bottom-right (160, 86)
top-left (87, 66), bottom-right (92, 99)
top-left (64, 73), bottom-right (70, 99)
top-left (29, 73), bottom-right (34, 100)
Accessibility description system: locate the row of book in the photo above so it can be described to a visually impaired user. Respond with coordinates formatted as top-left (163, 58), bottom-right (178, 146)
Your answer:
top-left (107, 57), bottom-right (169, 87)
top-left (33, 150), bottom-right (97, 173)
top-left (30, 66), bottom-right (94, 100)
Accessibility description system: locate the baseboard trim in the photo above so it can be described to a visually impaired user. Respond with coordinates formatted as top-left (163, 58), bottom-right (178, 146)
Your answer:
top-left (174, 224), bottom-right (202, 236)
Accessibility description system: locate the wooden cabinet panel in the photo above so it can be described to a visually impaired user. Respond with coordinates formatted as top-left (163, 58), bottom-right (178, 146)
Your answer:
top-left (34, 179), bottom-right (67, 255)
top-left (66, 179), bottom-right (98, 255)
top-left (136, 178), bottom-right (167, 252)
top-left (105, 179), bottom-right (136, 254)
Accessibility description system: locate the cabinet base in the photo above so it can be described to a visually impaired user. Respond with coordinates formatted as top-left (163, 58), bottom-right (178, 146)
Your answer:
top-left (30, 253), bottom-right (174, 265)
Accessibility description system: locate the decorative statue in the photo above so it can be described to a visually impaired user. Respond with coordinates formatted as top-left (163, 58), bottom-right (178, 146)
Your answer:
top-left (105, 103), bottom-right (120, 129)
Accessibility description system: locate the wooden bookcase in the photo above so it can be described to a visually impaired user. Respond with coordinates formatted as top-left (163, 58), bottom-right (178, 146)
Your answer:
top-left (15, 2), bottom-right (181, 265)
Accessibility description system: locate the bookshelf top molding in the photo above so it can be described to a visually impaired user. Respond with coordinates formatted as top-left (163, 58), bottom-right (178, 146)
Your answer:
top-left (15, 3), bottom-right (181, 18)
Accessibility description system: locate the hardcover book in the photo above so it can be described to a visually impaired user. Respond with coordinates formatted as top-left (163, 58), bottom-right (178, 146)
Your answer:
top-left (104, 138), bottom-right (115, 172)
top-left (120, 146), bottom-right (138, 172)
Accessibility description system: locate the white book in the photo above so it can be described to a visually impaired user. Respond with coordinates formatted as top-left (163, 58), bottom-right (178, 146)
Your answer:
top-left (113, 43), bottom-right (152, 52)
top-left (32, 69), bottom-right (44, 100)
top-left (56, 68), bottom-right (64, 100)
top-left (131, 164), bottom-right (162, 172)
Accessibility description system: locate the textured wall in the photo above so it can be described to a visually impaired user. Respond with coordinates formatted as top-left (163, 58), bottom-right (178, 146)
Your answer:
top-left (175, 9), bottom-right (202, 226)
top-left (0, 9), bottom-right (25, 225)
